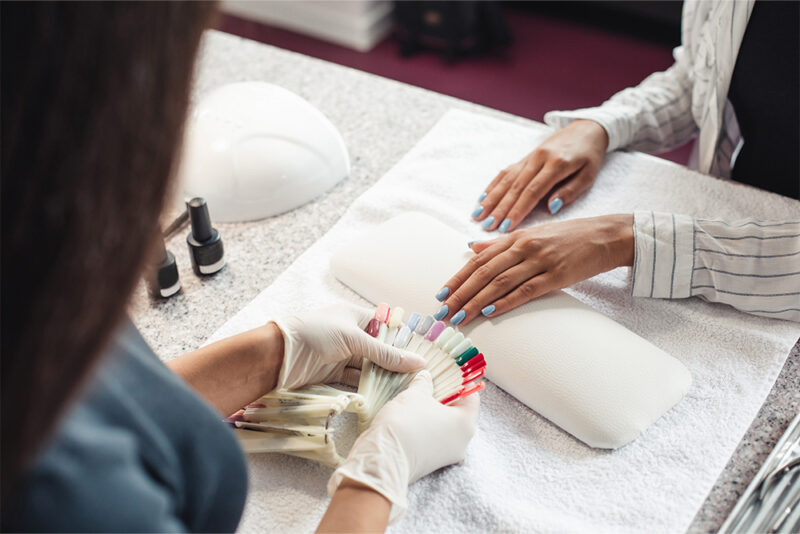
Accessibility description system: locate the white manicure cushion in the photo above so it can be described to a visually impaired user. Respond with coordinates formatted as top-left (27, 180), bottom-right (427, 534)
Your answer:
top-left (330, 212), bottom-right (691, 449)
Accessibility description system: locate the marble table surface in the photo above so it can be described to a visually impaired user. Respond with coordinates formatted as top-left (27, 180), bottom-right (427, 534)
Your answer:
top-left (129, 30), bottom-right (799, 533)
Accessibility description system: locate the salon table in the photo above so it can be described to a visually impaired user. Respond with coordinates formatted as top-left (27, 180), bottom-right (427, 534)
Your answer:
top-left (129, 29), bottom-right (799, 533)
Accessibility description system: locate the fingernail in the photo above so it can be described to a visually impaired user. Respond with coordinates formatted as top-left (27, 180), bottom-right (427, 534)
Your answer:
top-left (549, 197), bottom-right (563, 214)
top-left (451, 310), bottom-right (466, 325)
top-left (481, 304), bottom-right (496, 316)
top-left (478, 191), bottom-right (487, 202)
top-left (433, 304), bottom-right (449, 321)
top-left (471, 206), bottom-right (484, 219)
top-left (434, 287), bottom-right (450, 301)
top-left (482, 216), bottom-right (495, 230)
top-left (467, 240), bottom-right (476, 249)
top-left (499, 218), bottom-right (511, 233)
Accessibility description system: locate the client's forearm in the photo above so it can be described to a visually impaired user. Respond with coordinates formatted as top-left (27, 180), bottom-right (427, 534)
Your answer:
top-left (317, 478), bottom-right (391, 533)
top-left (167, 323), bottom-right (284, 416)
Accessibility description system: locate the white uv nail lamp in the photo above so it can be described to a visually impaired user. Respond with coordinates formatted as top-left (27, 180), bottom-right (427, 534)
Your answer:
top-left (176, 82), bottom-right (351, 222)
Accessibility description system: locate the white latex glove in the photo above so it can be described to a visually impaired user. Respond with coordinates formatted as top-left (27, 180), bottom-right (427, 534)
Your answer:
top-left (272, 304), bottom-right (426, 390)
top-left (327, 370), bottom-right (480, 522)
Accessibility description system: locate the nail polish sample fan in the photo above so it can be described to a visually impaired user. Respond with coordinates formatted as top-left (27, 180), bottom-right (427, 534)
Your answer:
top-left (230, 303), bottom-right (486, 467)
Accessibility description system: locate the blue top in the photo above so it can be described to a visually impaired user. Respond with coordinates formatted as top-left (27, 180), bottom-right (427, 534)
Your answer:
top-left (5, 319), bottom-right (248, 532)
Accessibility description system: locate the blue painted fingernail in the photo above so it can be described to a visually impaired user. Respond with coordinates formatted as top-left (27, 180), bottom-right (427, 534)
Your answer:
top-left (478, 191), bottom-right (487, 202)
top-left (481, 304), bottom-right (496, 316)
top-left (434, 304), bottom-right (449, 321)
top-left (434, 287), bottom-right (450, 301)
top-left (471, 206), bottom-right (484, 219)
top-left (482, 216), bottom-right (495, 230)
top-left (549, 197), bottom-right (563, 214)
top-left (467, 241), bottom-right (476, 249)
top-left (451, 310), bottom-right (466, 325)
top-left (499, 218), bottom-right (511, 233)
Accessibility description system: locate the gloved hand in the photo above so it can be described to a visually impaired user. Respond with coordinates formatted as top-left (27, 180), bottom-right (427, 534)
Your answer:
top-left (327, 370), bottom-right (480, 522)
top-left (272, 304), bottom-right (426, 390)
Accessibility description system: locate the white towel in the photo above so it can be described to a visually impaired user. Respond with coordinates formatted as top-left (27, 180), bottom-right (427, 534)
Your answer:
top-left (208, 110), bottom-right (800, 533)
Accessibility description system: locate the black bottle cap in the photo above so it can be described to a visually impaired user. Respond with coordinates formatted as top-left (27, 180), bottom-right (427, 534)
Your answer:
top-left (186, 197), bottom-right (224, 276)
top-left (188, 197), bottom-right (213, 243)
top-left (146, 238), bottom-right (181, 298)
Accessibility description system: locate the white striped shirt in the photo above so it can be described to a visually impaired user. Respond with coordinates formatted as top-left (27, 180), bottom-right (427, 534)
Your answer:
top-left (632, 212), bottom-right (800, 322)
top-left (541, 0), bottom-right (800, 322)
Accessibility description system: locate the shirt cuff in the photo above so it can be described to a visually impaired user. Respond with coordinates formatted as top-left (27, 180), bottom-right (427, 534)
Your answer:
top-left (544, 106), bottom-right (628, 152)
top-left (631, 211), bottom-right (695, 299)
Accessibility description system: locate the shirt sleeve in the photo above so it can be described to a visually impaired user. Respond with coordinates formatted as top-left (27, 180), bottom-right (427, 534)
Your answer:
top-left (631, 211), bottom-right (800, 322)
top-left (543, 44), bottom-right (698, 155)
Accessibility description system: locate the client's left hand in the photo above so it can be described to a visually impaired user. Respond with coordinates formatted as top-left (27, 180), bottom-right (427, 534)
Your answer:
top-left (273, 304), bottom-right (426, 390)
top-left (435, 214), bottom-right (634, 326)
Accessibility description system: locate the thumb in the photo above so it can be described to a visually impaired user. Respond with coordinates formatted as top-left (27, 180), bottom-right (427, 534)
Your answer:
top-left (348, 330), bottom-right (426, 372)
top-left (349, 304), bottom-right (374, 330)
top-left (450, 391), bottom-right (481, 421)
top-left (405, 369), bottom-right (434, 397)
top-left (444, 392), bottom-right (480, 442)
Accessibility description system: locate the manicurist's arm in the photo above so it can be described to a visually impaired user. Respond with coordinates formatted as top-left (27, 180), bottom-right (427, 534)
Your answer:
top-left (317, 478), bottom-right (391, 533)
top-left (168, 304), bottom-right (427, 417)
top-left (167, 323), bottom-right (284, 417)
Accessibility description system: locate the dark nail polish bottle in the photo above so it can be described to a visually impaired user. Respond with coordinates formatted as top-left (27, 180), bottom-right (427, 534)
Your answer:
top-left (147, 238), bottom-right (181, 298)
top-left (186, 197), bottom-right (225, 276)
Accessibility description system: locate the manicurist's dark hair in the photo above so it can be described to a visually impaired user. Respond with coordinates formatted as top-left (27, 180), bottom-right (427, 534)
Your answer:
top-left (1, 1), bottom-right (216, 502)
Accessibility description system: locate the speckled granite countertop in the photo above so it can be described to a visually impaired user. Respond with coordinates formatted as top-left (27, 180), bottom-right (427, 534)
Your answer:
top-left (129, 30), bottom-right (799, 533)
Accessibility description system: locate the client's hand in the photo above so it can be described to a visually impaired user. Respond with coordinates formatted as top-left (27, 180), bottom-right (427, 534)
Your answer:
top-left (273, 304), bottom-right (426, 390)
top-left (436, 214), bottom-right (634, 326)
top-left (472, 119), bottom-right (608, 232)
top-left (327, 371), bottom-right (480, 521)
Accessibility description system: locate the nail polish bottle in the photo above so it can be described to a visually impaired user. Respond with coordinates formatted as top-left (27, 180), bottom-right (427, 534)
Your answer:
top-left (147, 238), bottom-right (181, 298)
top-left (186, 197), bottom-right (225, 276)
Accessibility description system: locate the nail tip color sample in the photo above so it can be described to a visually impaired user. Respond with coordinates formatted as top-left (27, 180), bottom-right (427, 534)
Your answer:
top-left (406, 312), bottom-right (421, 331)
top-left (234, 302), bottom-right (486, 466)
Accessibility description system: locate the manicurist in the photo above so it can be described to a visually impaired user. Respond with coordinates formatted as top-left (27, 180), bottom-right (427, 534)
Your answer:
top-left (435, 0), bottom-right (799, 327)
top-left (0, 3), bottom-right (478, 532)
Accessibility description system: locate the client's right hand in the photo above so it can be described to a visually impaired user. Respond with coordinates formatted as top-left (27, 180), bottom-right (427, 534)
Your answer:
top-left (327, 371), bottom-right (480, 522)
top-left (472, 119), bottom-right (608, 232)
